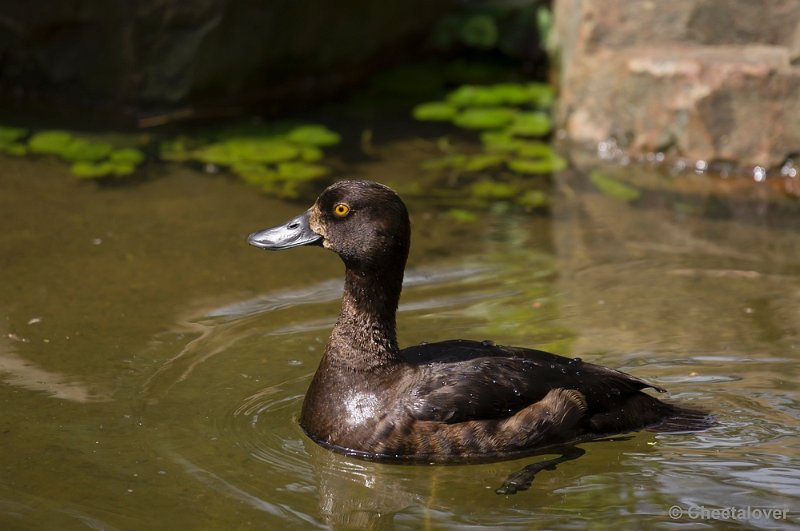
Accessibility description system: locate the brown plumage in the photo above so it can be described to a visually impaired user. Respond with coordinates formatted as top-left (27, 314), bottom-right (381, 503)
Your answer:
top-left (248, 180), bottom-right (711, 464)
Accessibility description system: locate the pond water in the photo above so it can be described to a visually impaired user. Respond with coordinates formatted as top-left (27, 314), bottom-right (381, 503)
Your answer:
top-left (1, 134), bottom-right (798, 530)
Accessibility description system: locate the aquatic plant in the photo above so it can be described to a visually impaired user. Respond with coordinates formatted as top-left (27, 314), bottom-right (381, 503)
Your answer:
top-left (1, 128), bottom-right (147, 178)
top-left (159, 122), bottom-right (340, 198)
top-left (0, 121), bottom-right (337, 193)
top-left (411, 81), bottom-right (564, 209)
top-left (0, 126), bottom-right (28, 155)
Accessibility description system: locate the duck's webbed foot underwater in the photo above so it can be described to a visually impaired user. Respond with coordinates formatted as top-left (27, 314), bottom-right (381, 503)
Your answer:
top-left (495, 445), bottom-right (586, 495)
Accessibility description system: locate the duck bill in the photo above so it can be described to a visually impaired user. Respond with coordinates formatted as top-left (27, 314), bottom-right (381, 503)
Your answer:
top-left (248, 209), bottom-right (322, 250)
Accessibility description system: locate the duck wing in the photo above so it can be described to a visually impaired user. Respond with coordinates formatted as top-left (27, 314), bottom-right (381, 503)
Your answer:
top-left (400, 339), bottom-right (664, 423)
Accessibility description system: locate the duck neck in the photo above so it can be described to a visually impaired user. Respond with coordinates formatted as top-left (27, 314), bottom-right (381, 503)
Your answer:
top-left (326, 263), bottom-right (404, 371)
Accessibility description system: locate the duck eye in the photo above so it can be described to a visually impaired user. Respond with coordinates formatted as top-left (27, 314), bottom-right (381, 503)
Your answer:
top-left (333, 203), bottom-right (350, 218)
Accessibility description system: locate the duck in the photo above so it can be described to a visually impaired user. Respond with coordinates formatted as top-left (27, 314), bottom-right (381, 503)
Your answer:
top-left (248, 180), bottom-right (709, 466)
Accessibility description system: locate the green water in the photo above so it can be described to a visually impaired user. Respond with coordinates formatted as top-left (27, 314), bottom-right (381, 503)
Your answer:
top-left (1, 143), bottom-right (798, 530)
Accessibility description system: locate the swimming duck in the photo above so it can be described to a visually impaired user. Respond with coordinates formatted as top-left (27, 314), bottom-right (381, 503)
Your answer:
top-left (248, 180), bottom-right (708, 467)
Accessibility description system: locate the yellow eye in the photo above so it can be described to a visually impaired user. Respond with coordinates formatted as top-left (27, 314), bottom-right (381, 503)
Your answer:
top-left (333, 203), bottom-right (350, 217)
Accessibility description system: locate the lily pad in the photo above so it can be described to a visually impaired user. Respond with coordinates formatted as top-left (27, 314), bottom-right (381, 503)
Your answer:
top-left (453, 107), bottom-right (515, 130)
top-left (70, 162), bottom-right (113, 179)
top-left (480, 131), bottom-right (519, 152)
top-left (28, 131), bottom-right (74, 155)
top-left (0, 142), bottom-right (27, 156)
top-left (507, 112), bottom-right (551, 137)
top-left (514, 141), bottom-right (556, 158)
top-left (61, 138), bottom-right (113, 162)
top-left (110, 148), bottom-right (145, 165)
top-left (286, 125), bottom-right (341, 147)
top-left (277, 161), bottom-right (329, 180)
top-left (0, 126), bottom-right (26, 143)
top-left (299, 146), bottom-right (324, 162)
top-left (589, 171), bottom-right (641, 201)
top-left (507, 156), bottom-right (567, 174)
top-left (447, 85), bottom-right (501, 107)
top-left (233, 164), bottom-right (281, 187)
top-left (524, 83), bottom-right (555, 109)
top-left (412, 102), bottom-right (458, 121)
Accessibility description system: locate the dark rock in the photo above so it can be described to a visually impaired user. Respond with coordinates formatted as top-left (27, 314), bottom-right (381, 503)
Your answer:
top-left (0, 0), bottom-right (454, 125)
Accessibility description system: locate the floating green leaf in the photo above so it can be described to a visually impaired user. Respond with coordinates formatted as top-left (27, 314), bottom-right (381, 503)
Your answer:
top-left (507, 112), bottom-right (551, 137)
top-left (514, 140), bottom-right (555, 158)
top-left (480, 130), bottom-right (519, 152)
top-left (286, 125), bottom-right (341, 146)
top-left (299, 146), bottom-right (323, 162)
top-left (110, 148), bottom-right (145, 165)
top-left (28, 131), bottom-right (74, 155)
top-left (61, 138), bottom-right (113, 162)
top-left (235, 140), bottom-right (300, 164)
top-left (446, 83), bottom-right (555, 108)
top-left (412, 102), bottom-right (458, 121)
top-left (524, 83), bottom-right (555, 109)
top-left (453, 107), bottom-right (515, 130)
top-left (447, 85), bottom-right (501, 107)
top-left (0, 126), bottom-right (26, 143)
top-left (276, 161), bottom-right (329, 180)
top-left (70, 162), bottom-right (113, 179)
top-left (233, 164), bottom-right (281, 187)
top-left (507, 156), bottom-right (566, 174)
top-left (0, 142), bottom-right (27, 156)
top-left (589, 171), bottom-right (641, 201)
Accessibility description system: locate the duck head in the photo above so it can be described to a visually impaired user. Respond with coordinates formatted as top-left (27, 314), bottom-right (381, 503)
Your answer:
top-left (248, 180), bottom-right (410, 271)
